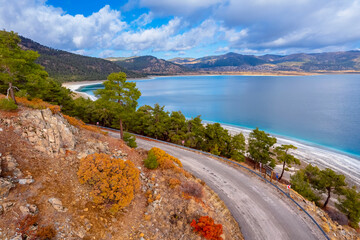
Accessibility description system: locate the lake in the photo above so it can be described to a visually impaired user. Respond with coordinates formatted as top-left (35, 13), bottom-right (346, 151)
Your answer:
top-left (79, 74), bottom-right (360, 158)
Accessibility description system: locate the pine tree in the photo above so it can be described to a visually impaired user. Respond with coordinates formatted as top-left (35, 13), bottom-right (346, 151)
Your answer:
top-left (95, 72), bottom-right (141, 139)
top-left (275, 144), bottom-right (300, 180)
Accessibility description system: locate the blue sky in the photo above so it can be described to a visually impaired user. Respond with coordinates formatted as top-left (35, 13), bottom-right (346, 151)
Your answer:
top-left (1, 0), bottom-right (360, 59)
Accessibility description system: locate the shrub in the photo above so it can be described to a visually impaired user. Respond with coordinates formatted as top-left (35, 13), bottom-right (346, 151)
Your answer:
top-left (77, 153), bottom-right (140, 213)
top-left (123, 132), bottom-right (137, 148)
top-left (181, 181), bottom-right (203, 199)
top-left (150, 147), bottom-right (182, 169)
top-left (190, 216), bottom-right (223, 240)
top-left (64, 114), bottom-right (106, 135)
top-left (169, 178), bottom-right (181, 189)
top-left (0, 98), bottom-right (18, 111)
top-left (144, 150), bottom-right (159, 169)
top-left (17, 215), bottom-right (56, 240)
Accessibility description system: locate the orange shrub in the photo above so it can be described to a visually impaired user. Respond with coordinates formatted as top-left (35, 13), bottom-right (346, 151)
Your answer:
top-left (63, 114), bottom-right (106, 135)
top-left (77, 153), bottom-right (140, 213)
top-left (150, 147), bottom-right (183, 169)
top-left (169, 178), bottom-right (181, 189)
top-left (190, 216), bottom-right (223, 240)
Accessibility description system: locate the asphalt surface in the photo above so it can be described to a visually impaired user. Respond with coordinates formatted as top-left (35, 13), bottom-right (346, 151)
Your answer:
top-left (108, 131), bottom-right (323, 240)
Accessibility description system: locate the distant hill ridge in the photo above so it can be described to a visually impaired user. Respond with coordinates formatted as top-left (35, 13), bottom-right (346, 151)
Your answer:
top-left (19, 35), bottom-right (360, 81)
top-left (169, 51), bottom-right (360, 72)
top-left (19, 36), bottom-right (145, 82)
top-left (106, 55), bottom-right (191, 75)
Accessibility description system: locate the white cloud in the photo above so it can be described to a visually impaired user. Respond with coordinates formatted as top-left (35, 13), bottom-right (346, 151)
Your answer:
top-left (132, 12), bottom-right (154, 27)
top-left (0, 0), bottom-right (127, 50)
top-left (153, 19), bottom-right (219, 51)
top-left (112, 17), bottom-right (181, 51)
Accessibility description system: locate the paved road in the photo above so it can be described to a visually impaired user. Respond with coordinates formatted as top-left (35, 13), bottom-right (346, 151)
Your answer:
top-left (108, 131), bottom-right (323, 240)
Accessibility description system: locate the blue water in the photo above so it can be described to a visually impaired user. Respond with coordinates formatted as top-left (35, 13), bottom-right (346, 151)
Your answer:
top-left (79, 75), bottom-right (360, 158)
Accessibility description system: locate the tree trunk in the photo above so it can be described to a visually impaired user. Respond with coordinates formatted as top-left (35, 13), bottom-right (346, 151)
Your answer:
top-left (323, 188), bottom-right (331, 208)
top-left (279, 160), bottom-right (286, 180)
top-left (119, 118), bottom-right (124, 140)
top-left (9, 82), bottom-right (17, 104)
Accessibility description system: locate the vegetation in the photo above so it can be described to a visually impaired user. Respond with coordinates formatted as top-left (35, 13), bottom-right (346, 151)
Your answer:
top-left (291, 164), bottom-right (348, 208)
top-left (248, 127), bottom-right (277, 168)
top-left (17, 215), bottom-right (56, 240)
top-left (316, 168), bottom-right (347, 208)
top-left (77, 153), bottom-right (140, 213)
top-left (190, 216), bottom-right (223, 240)
top-left (181, 181), bottom-right (203, 199)
top-left (290, 166), bottom-right (321, 202)
top-left (274, 144), bottom-right (300, 180)
top-left (336, 186), bottom-right (360, 228)
top-left (144, 150), bottom-right (159, 169)
top-left (95, 72), bottom-right (141, 139)
top-left (149, 147), bottom-right (182, 169)
top-left (123, 132), bottom-right (137, 148)
top-left (0, 98), bottom-right (18, 111)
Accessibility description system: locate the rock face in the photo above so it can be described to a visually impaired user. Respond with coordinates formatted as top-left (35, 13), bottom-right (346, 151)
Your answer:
top-left (18, 109), bottom-right (78, 156)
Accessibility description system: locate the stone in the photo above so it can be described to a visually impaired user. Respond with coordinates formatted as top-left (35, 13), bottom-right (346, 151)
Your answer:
top-left (19, 205), bottom-right (30, 216)
top-left (18, 178), bottom-right (35, 185)
top-left (28, 204), bottom-right (38, 214)
top-left (0, 205), bottom-right (3, 215)
top-left (0, 178), bottom-right (14, 198)
top-left (48, 197), bottom-right (67, 212)
top-left (4, 155), bottom-right (18, 172)
top-left (2, 202), bottom-right (15, 211)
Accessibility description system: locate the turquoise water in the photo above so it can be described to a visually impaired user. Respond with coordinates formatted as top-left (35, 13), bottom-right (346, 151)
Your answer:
top-left (79, 75), bottom-right (360, 158)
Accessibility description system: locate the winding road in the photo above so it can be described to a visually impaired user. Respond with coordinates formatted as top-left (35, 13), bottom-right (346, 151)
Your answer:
top-left (108, 131), bottom-right (324, 240)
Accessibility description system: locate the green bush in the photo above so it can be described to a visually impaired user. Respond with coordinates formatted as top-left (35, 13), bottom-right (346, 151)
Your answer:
top-left (123, 132), bottom-right (137, 148)
top-left (0, 98), bottom-right (18, 111)
top-left (144, 150), bottom-right (159, 169)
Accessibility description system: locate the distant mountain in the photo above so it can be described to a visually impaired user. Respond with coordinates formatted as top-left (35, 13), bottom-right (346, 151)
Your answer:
top-left (19, 36), bottom-right (145, 82)
top-left (169, 51), bottom-right (360, 73)
top-left (107, 55), bottom-right (191, 75)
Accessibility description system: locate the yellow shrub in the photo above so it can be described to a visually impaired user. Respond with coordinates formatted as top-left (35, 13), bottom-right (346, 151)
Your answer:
top-left (63, 114), bottom-right (106, 135)
top-left (77, 153), bottom-right (140, 213)
top-left (150, 147), bottom-right (183, 169)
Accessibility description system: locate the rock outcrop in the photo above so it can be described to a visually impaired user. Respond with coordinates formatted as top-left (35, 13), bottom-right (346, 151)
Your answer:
top-left (17, 109), bottom-right (78, 156)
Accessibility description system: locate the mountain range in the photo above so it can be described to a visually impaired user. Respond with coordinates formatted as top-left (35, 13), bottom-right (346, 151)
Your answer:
top-left (19, 36), bottom-right (360, 82)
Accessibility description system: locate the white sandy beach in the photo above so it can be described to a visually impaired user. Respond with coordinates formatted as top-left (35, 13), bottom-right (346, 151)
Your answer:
top-left (63, 81), bottom-right (360, 187)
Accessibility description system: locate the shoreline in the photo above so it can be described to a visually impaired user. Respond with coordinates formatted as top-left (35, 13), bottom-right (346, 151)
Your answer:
top-left (62, 78), bottom-right (360, 187)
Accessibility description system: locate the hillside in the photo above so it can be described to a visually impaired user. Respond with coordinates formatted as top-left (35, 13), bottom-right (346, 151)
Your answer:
top-left (19, 37), bottom-right (146, 82)
top-left (107, 55), bottom-right (191, 75)
top-left (0, 100), bottom-right (242, 240)
top-left (169, 51), bottom-right (360, 73)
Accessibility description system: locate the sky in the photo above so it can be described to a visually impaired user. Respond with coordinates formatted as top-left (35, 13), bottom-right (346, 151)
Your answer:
top-left (1, 0), bottom-right (360, 59)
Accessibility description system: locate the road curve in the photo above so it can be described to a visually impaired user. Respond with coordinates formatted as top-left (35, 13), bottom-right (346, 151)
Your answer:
top-left (108, 131), bottom-right (324, 240)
